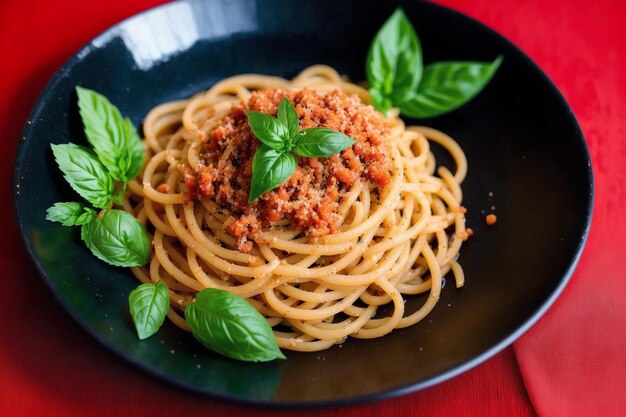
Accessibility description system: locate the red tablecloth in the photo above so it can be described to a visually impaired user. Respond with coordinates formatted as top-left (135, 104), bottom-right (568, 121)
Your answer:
top-left (1, 1), bottom-right (624, 416)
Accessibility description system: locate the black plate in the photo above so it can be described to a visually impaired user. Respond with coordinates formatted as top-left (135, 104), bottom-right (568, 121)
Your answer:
top-left (13, 0), bottom-right (593, 407)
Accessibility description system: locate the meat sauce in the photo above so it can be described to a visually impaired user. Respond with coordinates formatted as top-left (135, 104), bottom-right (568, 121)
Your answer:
top-left (186, 88), bottom-right (393, 252)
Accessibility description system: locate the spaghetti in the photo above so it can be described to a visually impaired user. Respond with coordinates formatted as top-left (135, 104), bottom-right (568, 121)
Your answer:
top-left (124, 65), bottom-right (469, 352)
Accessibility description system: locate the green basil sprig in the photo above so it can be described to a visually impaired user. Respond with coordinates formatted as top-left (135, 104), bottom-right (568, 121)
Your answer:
top-left (246, 98), bottom-right (355, 202)
top-left (46, 86), bottom-right (149, 268)
top-left (46, 202), bottom-right (97, 226)
top-left (367, 8), bottom-right (502, 118)
top-left (129, 280), bottom-right (170, 340)
top-left (185, 288), bottom-right (286, 362)
top-left (76, 86), bottom-right (145, 183)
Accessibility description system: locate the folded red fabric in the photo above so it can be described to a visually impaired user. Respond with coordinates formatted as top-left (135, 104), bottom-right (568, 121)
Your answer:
top-left (515, 258), bottom-right (626, 417)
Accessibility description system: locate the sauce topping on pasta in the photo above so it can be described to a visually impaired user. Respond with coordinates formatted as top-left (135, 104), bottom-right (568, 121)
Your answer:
top-left (186, 88), bottom-right (393, 252)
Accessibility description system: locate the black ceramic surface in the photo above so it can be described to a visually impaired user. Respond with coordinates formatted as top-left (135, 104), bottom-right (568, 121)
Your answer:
top-left (13, 0), bottom-right (593, 407)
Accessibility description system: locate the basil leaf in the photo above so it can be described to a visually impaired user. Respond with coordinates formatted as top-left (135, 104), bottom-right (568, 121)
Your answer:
top-left (51, 143), bottom-right (114, 209)
top-left (46, 202), bottom-right (96, 226)
top-left (277, 97), bottom-right (299, 138)
top-left (185, 288), bottom-right (285, 362)
top-left (76, 86), bottom-right (144, 181)
top-left (81, 209), bottom-right (150, 267)
top-left (293, 128), bottom-right (356, 158)
top-left (400, 56), bottom-right (503, 118)
top-left (245, 110), bottom-right (289, 150)
top-left (366, 8), bottom-right (422, 109)
top-left (129, 280), bottom-right (169, 340)
top-left (248, 145), bottom-right (297, 203)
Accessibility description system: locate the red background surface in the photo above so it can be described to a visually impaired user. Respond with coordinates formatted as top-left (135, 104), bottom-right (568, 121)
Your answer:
top-left (1, 1), bottom-right (624, 416)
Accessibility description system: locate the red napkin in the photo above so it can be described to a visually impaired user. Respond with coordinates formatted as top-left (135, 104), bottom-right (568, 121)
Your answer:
top-left (515, 255), bottom-right (626, 417)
